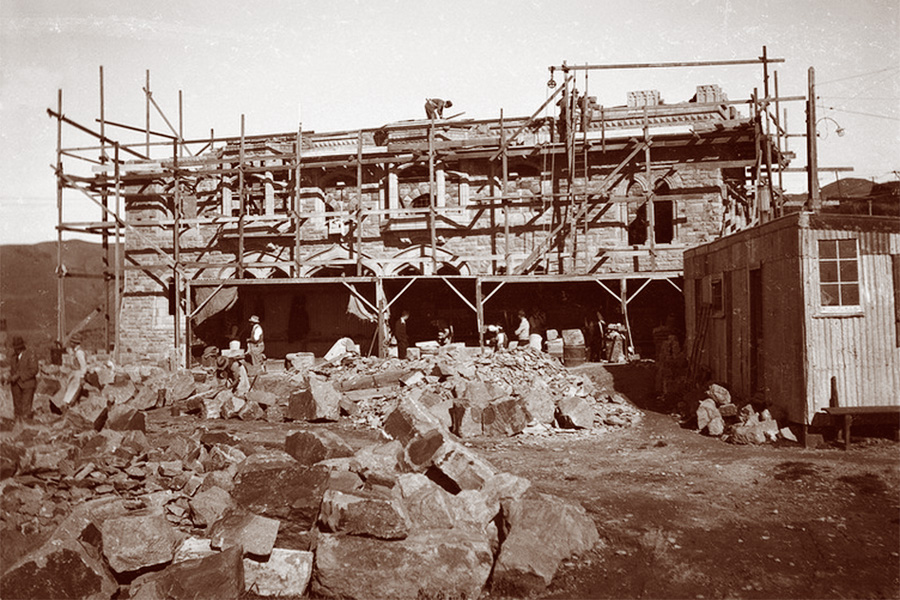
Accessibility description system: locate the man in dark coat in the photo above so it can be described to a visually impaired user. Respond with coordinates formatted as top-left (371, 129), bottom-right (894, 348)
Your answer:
top-left (8, 336), bottom-right (38, 420)
top-left (395, 310), bottom-right (410, 359)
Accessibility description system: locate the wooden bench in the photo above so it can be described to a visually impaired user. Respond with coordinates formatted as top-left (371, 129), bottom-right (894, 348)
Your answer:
top-left (821, 406), bottom-right (900, 450)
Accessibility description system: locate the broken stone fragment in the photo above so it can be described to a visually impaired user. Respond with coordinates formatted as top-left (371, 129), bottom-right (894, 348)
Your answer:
top-left (221, 394), bottom-right (246, 418)
top-left (244, 548), bottom-right (313, 598)
top-left (718, 403), bottom-right (739, 418)
top-left (430, 438), bottom-right (496, 492)
top-left (190, 486), bottom-right (235, 528)
top-left (520, 380), bottom-right (555, 425)
top-left (706, 383), bottom-right (731, 406)
top-left (203, 390), bottom-right (230, 420)
top-left (173, 536), bottom-right (215, 563)
top-left (288, 376), bottom-right (341, 422)
top-left (492, 491), bottom-right (600, 596)
top-left (127, 545), bottom-right (243, 600)
top-left (169, 371), bottom-right (197, 403)
top-left (318, 488), bottom-right (410, 540)
top-left (383, 395), bottom-right (447, 445)
top-left (102, 377), bottom-right (136, 406)
top-left (285, 429), bottom-right (354, 466)
top-left (555, 396), bottom-right (594, 429)
top-left (313, 530), bottom-right (493, 600)
top-left (100, 512), bottom-right (181, 574)
top-left (210, 510), bottom-right (280, 558)
top-left (106, 405), bottom-right (146, 432)
top-left (394, 473), bottom-right (456, 531)
top-left (0, 537), bottom-right (117, 600)
top-left (696, 398), bottom-right (720, 432)
top-left (237, 400), bottom-right (265, 420)
top-left (481, 397), bottom-right (529, 437)
top-left (67, 392), bottom-right (109, 431)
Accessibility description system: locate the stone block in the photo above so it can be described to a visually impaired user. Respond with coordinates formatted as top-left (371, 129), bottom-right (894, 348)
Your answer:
top-left (318, 489), bottom-right (409, 540)
top-left (203, 390), bottom-right (230, 420)
top-left (232, 452), bottom-right (329, 531)
top-left (285, 351), bottom-right (315, 373)
top-left (350, 441), bottom-right (403, 485)
top-left (313, 530), bottom-right (493, 600)
top-left (246, 388), bottom-right (277, 408)
top-left (221, 394), bottom-right (246, 418)
top-left (128, 385), bottom-right (160, 411)
top-left (395, 473), bottom-right (455, 531)
top-left (106, 405), bottom-right (147, 432)
top-left (100, 512), bottom-right (180, 574)
top-left (128, 545), bottom-right (243, 600)
top-left (0, 537), bottom-right (117, 600)
top-left (383, 395), bottom-right (446, 445)
top-left (287, 376), bottom-right (340, 422)
top-left (431, 439), bottom-right (496, 492)
top-left (210, 510), bottom-right (280, 558)
top-left (399, 369), bottom-right (426, 387)
top-left (244, 548), bottom-right (313, 597)
top-left (68, 393), bottom-right (109, 431)
top-left (170, 371), bottom-right (197, 402)
top-left (237, 400), bottom-right (265, 420)
top-left (521, 380), bottom-right (555, 425)
top-left (492, 491), bottom-right (599, 596)
top-left (418, 389), bottom-right (453, 430)
top-left (173, 536), bottom-right (216, 563)
top-left (102, 378), bottom-right (136, 405)
top-left (285, 429), bottom-right (354, 466)
top-left (482, 397), bottom-right (529, 437)
top-left (707, 383), bottom-right (731, 406)
top-left (190, 486), bottom-right (235, 528)
top-left (555, 396), bottom-right (594, 430)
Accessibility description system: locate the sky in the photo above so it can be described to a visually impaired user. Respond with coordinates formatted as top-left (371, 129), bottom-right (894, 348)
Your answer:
top-left (1, 0), bottom-right (898, 245)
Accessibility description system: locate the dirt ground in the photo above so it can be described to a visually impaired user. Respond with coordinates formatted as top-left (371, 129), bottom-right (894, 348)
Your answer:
top-left (472, 363), bottom-right (900, 600)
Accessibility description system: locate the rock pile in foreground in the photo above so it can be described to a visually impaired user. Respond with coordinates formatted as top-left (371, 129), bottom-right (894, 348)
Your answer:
top-left (1, 346), bottom-right (623, 598)
top-left (1, 392), bottom-right (600, 599)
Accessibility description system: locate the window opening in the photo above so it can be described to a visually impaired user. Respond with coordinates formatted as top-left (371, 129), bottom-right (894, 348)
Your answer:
top-left (818, 239), bottom-right (859, 307)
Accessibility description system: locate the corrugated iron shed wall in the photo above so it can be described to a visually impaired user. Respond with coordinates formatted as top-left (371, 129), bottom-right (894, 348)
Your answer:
top-left (800, 214), bottom-right (900, 418)
top-left (686, 212), bottom-right (900, 425)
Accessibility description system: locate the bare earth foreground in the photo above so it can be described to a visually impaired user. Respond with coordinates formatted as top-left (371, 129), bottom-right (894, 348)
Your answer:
top-left (2, 362), bottom-right (898, 599)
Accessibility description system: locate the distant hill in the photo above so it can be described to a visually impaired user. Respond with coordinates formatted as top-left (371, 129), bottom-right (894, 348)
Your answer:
top-left (1, 240), bottom-right (116, 358)
top-left (784, 178), bottom-right (899, 216)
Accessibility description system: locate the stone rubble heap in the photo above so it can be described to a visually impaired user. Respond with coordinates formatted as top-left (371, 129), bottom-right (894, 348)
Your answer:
top-left (693, 383), bottom-right (798, 444)
top-left (2, 391), bottom-right (601, 599)
top-left (320, 346), bottom-right (643, 437)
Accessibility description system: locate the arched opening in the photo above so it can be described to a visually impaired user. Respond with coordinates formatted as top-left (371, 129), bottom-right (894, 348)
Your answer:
top-left (653, 181), bottom-right (675, 244)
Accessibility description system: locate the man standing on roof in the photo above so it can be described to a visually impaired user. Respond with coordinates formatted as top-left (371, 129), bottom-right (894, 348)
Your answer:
top-left (7, 336), bottom-right (38, 421)
top-left (425, 98), bottom-right (453, 120)
top-left (246, 315), bottom-right (265, 372)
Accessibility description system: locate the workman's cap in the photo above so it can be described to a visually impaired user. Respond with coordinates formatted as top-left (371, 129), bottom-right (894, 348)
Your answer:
top-left (249, 315), bottom-right (260, 323)
top-left (12, 336), bottom-right (25, 350)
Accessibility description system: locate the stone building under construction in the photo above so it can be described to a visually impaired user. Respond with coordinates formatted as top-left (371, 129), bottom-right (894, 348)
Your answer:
top-left (51, 54), bottom-right (794, 364)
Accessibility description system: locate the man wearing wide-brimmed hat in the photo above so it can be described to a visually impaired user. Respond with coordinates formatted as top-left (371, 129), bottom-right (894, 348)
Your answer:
top-left (246, 315), bottom-right (265, 373)
top-left (8, 336), bottom-right (38, 420)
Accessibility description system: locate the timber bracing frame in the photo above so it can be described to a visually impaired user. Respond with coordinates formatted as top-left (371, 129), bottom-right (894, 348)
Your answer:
top-left (50, 50), bottom-right (794, 364)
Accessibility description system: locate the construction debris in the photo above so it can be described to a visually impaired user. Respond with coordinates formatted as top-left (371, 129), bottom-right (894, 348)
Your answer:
top-left (689, 383), bottom-right (797, 445)
top-left (1, 345), bottom-right (621, 599)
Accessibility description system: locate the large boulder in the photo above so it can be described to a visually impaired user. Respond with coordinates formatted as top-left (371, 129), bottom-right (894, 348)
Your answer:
top-left (190, 486), bottom-right (235, 528)
top-left (285, 429), bottom-right (354, 465)
top-left (0, 537), bottom-right (117, 600)
top-left (128, 545), bottom-right (243, 600)
top-left (288, 376), bottom-right (340, 422)
top-left (318, 489), bottom-right (410, 540)
top-left (383, 395), bottom-right (447, 445)
top-left (520, 380), bottom-right (556, 425)
top-left (313, 530), bottom-right (493, 600)
top-left (100, 512), bottom-right (181, 574)
top-left (209, 510), bottom-right (280, 558)
top-left (555, 396), bottom-right (594, 429)
top-left (492, 491), bottom-right (600, 596)
top-left (430, 439), bottom-right (496, 492)
top-left (244, 548), bottom-right (313, 598)
top-left (481, 397), bottom-right (529, 437)
top-left (394, 473), bottom-right (456, 531)
top-left (231, 451), bottom-right (329, 545)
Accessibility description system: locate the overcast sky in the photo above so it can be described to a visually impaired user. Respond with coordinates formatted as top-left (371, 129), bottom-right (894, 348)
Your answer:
top-left (1, 0), bottom-right (898, 245)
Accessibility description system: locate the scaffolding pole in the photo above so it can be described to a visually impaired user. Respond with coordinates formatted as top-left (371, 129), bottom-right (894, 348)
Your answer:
top-left (56, 89), bottom-right (65, 343)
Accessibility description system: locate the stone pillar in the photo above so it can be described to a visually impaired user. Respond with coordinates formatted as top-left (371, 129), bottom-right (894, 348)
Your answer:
top-left (436, 167), bottom-right (446, 208)
top-left (222, 186), bottom-right (232, 216)
top-left (264, 169), bottom-right (275, 215)
top-left (387, 167), bottom-right (399, 211)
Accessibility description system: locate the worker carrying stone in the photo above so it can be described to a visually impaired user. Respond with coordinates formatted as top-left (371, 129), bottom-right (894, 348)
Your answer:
top-left (246, 315), bottom-right (265, 372)
top-left (424, 98), bottom-right (453, 120)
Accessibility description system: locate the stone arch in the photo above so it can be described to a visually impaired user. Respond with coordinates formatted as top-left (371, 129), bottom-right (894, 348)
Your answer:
top-left (385, 244), bottom-right (470, 276)
top-left (298, 243), bottom-right (380, 277)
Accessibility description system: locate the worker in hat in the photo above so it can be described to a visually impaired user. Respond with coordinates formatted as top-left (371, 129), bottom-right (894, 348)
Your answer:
top-left (425, 98), bottom-right (453, 120)
top-left (246, 315), bottom-right (265, 373)
top-left (7, 336), bottom-right (38, 420)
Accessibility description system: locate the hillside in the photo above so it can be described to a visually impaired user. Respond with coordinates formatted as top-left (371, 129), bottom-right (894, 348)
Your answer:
top-left (784, 177), bottom-right (900, 215)
top-left (0, 240), bottom-right (115, 357)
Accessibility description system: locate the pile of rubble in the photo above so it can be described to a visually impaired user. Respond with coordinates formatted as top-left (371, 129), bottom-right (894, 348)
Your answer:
top-left (320, 347), bottom-right (643, 437)
top-left (693, 383), bottom-right (798, 444)
top-left (1, 373), bottom-right (602, 599)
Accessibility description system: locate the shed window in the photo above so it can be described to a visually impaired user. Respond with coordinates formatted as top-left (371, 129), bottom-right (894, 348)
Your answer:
top-left (818, 239), bottom-right (859, 307)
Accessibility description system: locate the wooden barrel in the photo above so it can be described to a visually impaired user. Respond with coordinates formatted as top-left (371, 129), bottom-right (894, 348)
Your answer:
top-left (563, 344), bottom-right (586, 367)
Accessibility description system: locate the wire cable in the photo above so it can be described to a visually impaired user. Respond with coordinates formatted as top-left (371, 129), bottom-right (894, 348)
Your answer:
top-left (817, 66), bottom-right (899, 86)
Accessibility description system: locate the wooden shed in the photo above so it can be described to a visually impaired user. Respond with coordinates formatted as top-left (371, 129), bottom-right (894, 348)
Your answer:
top-left (684, 212), bottom-right (900, 426)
